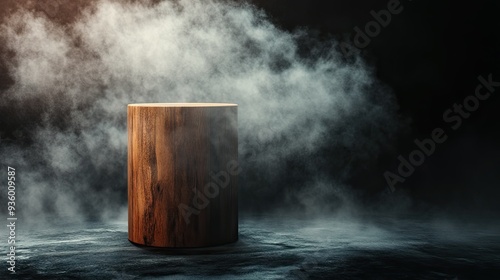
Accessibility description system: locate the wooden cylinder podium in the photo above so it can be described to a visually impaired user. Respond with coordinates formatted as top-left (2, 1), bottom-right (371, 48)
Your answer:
top-left (128, 103), bottom-right (238, 248)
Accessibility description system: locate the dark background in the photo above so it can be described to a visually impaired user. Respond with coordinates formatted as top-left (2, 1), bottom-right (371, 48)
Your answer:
top-left (249, 0), bottom-right (500, 217)
top-left (1, 0), bottom-right (499, 218)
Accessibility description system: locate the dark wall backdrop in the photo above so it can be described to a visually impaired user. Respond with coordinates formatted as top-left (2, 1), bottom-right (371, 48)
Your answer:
top-left (251, 0), bottom-right (500, 216)
top-left (0, 0), bottom-right (499, 222)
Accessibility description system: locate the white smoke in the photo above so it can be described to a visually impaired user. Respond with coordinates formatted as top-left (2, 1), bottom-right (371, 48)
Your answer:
top-left (0, 0), bottom-right (400, 223)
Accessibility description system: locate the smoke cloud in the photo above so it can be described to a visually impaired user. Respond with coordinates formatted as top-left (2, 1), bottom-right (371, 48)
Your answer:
top-left (0, 0), bottom-right (400, 224)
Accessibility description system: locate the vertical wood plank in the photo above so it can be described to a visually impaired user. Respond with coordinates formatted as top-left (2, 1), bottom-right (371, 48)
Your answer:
top-left (128, 103), bottom-right (238, 248)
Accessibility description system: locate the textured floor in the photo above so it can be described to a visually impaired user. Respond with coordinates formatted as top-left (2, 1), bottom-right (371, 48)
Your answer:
top-left (7, 215), bottom-right (500, 279)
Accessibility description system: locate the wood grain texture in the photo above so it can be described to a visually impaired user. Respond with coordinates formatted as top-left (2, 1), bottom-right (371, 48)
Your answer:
top-left (128, 104), bottom-right (238, 248)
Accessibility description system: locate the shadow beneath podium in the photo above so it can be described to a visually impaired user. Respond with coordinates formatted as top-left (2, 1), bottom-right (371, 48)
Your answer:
top-left (129, 238), bottom-right (252, 255)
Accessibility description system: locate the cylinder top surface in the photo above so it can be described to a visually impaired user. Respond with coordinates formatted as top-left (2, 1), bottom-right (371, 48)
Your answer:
top-left (128, 103), bottom-right (237, 107)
